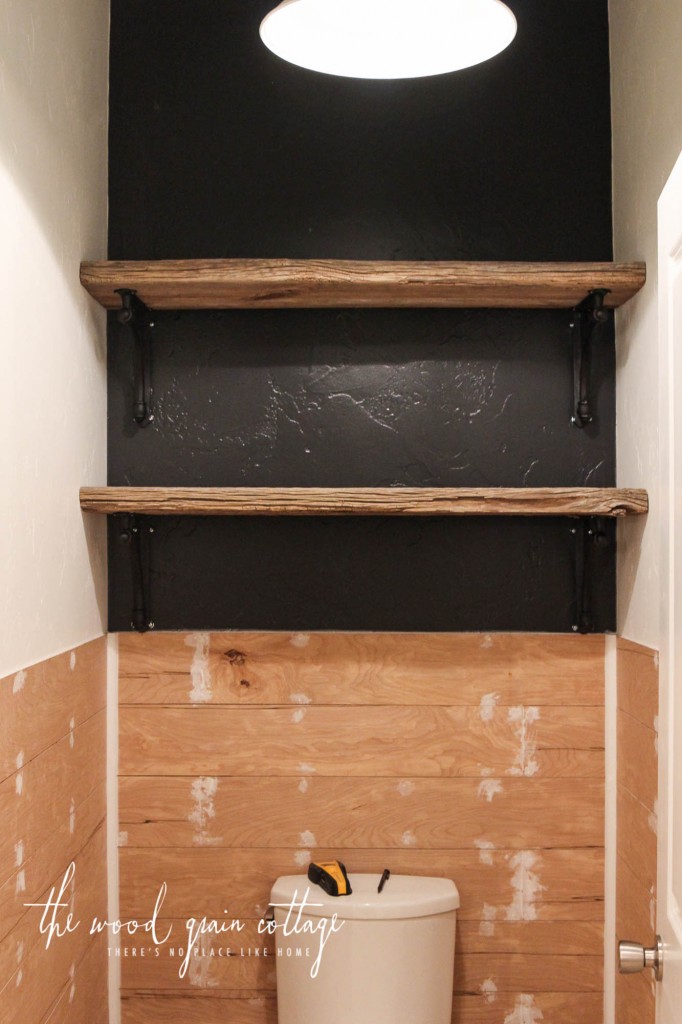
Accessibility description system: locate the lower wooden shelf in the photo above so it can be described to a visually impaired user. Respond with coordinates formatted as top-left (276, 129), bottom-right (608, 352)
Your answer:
top-left (79, 486), bottom-right (648, 517)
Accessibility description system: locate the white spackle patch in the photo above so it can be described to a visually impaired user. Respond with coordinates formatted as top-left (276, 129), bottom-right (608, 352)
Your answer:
top-left (69, 716), bottom-right (76, 749)
top-left (14, 841), bottom-right (24, 867)
top-left (479, 903), bottom-right (498, 937)
top-left (401, 830), bottom-right (417, 847)
top-left (16, 941), bottom-right (24, 965)
top-left (70, 651), bottom-right (77, 671)
top-left (290, 633), bottom-right (310, 648)
top-left (69, 799), bottom-right (76, 835)
top-left (480, 634), bottom-right (494, 650)
top-left (654, 651), bottom-right (660, 670)
top-left (15, 970), bottom-right (22, 988)
top-left (503, 993), bottom-right (544, 1024)
top-left (298, 762), bottom-right (316, 774)
top-left (479, 692), bottom-right (500, 722)
top-left (505, 851), bottom-right (546, 922)
top-left (478, 779), bottom-right (503, 802)
top-left (397, 779), bottom-right (416, 797)
top-left (294, 850), bottom-right (312, 867)
top-left (480, 767), bottom-right (494, 777)
top-left (654, 715), bottom-right (659, 754)
top-left (193, 833), bottom-right (223, 847)
top-left (188, 941), bottom-right (218, 989)
top-left (118, 831), bottom-right (129, 847)
top-left (480, 978), bottom-right (498, 1003)
top-left (299, 831), bottom-right (317, 848)
top-left (15, 871), bottom-right (26, 895)
top-left (648, 808), bottom-right (658, 836)
top-left (185, 632), bottom-right (212, 704)
top-left (298, 778), bottom-right (310, 794)
top-left (12, 670), bottom-right (26, 695)
top-left (507, 706), bottom-right (540, 777)
top-left (475, 839), bottom-right (496, 866)
top-left (291, 708), bottom-right (307, 724)
top-left (68, 963), bottom-right (76, 1003)
top-left (189, 777), bottom-right (219, 845)
top-left (289, 693), bottom-right (312, 705)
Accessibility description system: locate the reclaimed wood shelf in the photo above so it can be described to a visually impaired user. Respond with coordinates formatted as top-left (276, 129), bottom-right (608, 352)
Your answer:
top-left (80, 259), bottom-right (646, 310)
top-left (79, 486), bottom-right (649, 517)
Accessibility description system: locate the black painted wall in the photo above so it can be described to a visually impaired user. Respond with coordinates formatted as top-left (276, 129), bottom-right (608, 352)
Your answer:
top-left (108, 0), bottom-right (616, 632)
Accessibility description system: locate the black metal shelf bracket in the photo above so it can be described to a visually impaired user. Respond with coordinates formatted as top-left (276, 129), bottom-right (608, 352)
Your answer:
top-left (570, 288), bottom-right (611, 429)
top-left (571, 516), bottom-right (608, 634)
top-left (115, 288), bottom-right (155, 427)
top-left (118, 513), bottom-right (154, 632)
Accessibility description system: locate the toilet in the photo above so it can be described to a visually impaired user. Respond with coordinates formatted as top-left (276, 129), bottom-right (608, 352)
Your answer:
top-left (271, 872), bottom-right (459, 1024)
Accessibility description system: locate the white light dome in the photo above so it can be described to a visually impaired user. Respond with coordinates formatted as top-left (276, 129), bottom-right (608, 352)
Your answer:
top-left (260, 0), bottom-right (517, 80)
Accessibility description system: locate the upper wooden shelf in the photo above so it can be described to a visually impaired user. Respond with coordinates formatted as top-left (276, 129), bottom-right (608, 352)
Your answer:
top-left (79, 486), bottom-right (648, 518)
top-left (80, 259), bottom-right (646, 311)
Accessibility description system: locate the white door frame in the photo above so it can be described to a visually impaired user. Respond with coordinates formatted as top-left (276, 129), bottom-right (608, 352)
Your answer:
top-left (657, 145), bottom-right (682, 1021)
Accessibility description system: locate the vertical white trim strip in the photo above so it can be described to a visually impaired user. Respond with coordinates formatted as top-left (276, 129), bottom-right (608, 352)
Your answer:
top-left (106, 634), bottom-right (121, 1024)
top-left (604, 633), bottom-right (618, 1024)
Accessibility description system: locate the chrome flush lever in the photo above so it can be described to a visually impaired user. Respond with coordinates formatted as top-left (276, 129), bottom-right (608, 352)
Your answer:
top-left (618, 936), bottom-right (664, 981)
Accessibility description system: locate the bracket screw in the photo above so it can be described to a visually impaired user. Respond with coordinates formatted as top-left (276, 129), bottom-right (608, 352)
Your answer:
top-left (572, 625), bottom-right (579, 632)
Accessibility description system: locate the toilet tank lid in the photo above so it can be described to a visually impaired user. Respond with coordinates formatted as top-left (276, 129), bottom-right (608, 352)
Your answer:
top-left (270, 873), bottom-right (459, 920)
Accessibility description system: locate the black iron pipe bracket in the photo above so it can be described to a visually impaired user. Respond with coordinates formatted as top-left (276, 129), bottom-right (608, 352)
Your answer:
top-left (571, 516), bottom-right (608, 634)
top-left (115, 288), bottom-right (155, 427)
top-left (570, 288), bottom-right (611, 429)
top-left (118, 513), bottom-right (154, 633)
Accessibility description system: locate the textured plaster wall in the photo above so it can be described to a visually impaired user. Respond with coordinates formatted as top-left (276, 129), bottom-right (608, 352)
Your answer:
top-left (610, 0), bottom-right (682, 648)
top-left (0, 0), bottom-right (109, 675)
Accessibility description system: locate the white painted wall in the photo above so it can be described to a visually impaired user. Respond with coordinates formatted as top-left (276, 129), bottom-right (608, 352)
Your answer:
top-left (0, 0), bottom-right (109, 676)
top-left (610, 0), bottom-right (682, 648)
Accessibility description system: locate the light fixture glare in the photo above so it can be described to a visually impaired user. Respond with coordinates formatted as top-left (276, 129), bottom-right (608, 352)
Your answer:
top-left (260, 0), bottom-right (517, 80)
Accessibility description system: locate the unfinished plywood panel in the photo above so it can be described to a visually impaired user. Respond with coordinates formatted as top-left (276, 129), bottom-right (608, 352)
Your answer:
top-left (616, 638), bottom-right (659, 1024)
top-left (118, 632), bottom-right (605, 1022)
top-left (0, 639), bottom-right (108, 1022)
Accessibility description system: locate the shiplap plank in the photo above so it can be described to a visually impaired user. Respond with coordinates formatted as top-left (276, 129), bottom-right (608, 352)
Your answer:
top-left (119, 631), bottom-right (605, 708)
top-left (120, 991), bottom-right (605, 1024)
top-left (119, 846), bottom-right (604, 923)
top-left (119, 775), bottom-right (604, 850)
top-left (617, 639), bottom-right (659, 730)
top-left (617, 786), bottom-right (657, 895)
top-left (0, 825), bottom-right (107, 1024)
top-left (0, 638), bottom-right (106, 782)
top-left (0, 781), bottom-right (105, 943)
top-left (119, 704), bottom-right (603, 778)
top-left (618, 709), bottom-right (658, 812)
top-left (0, 709), bottom-right (106, 887)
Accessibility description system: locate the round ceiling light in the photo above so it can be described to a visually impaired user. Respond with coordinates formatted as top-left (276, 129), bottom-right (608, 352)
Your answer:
top-left (259, 0), bottom-right (517, 80)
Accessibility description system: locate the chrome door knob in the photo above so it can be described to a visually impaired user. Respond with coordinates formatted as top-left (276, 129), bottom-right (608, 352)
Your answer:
top-left (619, 936), bottom-right (663, 981)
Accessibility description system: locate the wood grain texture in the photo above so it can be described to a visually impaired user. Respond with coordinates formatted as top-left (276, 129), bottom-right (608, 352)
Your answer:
top-left (0, 639), bottom-right (108, 1022)
top-left (119, 704), bottom-right (604, 778)
top-left (119, 847), bottom-right (604, 923)
top-left (79, 258), bottom-right (646, 310)
top-left (80, 484), bottom-right (649, 517)
top-left (119, 631), bottom-right (605, 707)
top-left (118, 631), bottom-right (605, 1014)
top-left (119, 775), bottom-right (604, 850)
top-left (0, 638), bottom-right (106, 782)
top-left (120, 991), bottom-right (605, 1024)
top-left (616, 638), bottom-right (659, 1024)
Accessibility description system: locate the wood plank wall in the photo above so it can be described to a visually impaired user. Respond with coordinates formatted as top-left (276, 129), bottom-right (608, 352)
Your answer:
top-left (616, 638), bottom-right (659, 1024)
top-left (0, 638), bottom-right (109, 1024)
top-left (118, 631), bottom-right (606, 1024)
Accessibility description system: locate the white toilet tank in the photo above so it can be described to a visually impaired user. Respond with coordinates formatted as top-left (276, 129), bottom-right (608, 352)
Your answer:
top-left (271, 872), bottom-right (459, 1024)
